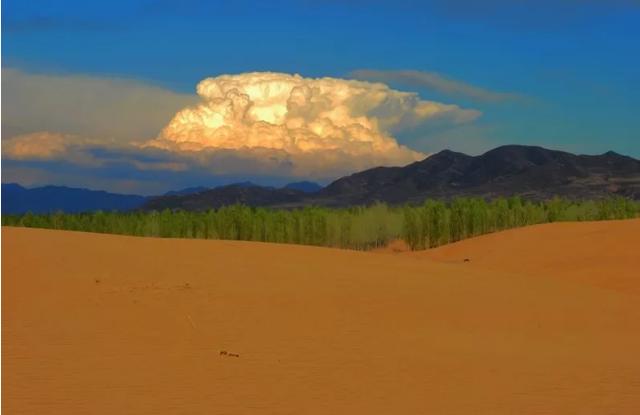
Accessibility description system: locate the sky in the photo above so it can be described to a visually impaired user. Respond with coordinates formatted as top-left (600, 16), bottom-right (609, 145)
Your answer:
top-left (2, 0), bottom-right (639, 194)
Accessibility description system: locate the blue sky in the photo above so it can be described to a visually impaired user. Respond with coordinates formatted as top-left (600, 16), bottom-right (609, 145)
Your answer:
top-left (2, 0), bottom-right (639, 193)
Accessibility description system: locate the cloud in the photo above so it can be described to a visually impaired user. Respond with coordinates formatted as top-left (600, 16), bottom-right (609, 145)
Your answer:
top-left (3, 71), bottom-right (482, 193)
top-left (1, 140), bottom-right (330, 194)
top-left (1, 68), bottom-right (198, 142)
top-left (3, 132), bottom-right (76, 160)
top-left (351, 69), bottom-right (522, 103)
top-left (146, 72), bottom-right (479, 172)
top-left (1, 131), bottom-right (109, 166)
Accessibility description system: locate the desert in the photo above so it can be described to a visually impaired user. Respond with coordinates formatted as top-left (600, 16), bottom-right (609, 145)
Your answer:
top-left (4, 1), bottom-right (640, 413)
top-left (3, 220), bottom-right (640, 414)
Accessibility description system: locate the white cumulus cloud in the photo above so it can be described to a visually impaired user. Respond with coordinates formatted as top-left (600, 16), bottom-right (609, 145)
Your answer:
top-left (2, 71), bottom-right (482, 190)
top-left (145, 72), bottom-right (480, 176)
top-left (2, 131), bottom-right (101, 164)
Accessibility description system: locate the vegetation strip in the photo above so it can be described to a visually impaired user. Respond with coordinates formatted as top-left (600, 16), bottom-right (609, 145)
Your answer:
top-left (3, 197), bottom-right (638, 250)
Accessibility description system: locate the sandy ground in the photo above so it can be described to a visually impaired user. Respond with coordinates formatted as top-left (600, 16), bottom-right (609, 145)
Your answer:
top-left (3, 221), bottom-right (640, 414)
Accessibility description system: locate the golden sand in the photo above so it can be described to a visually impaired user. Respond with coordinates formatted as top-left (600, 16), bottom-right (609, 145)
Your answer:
top-left (3, 221), bottom-right (640, 414)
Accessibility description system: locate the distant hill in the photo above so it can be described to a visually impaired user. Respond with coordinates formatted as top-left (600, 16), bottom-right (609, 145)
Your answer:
top-left (1, 184), bottom-right (147, 214)
top-left (317, 145), bottom-right (640, 204)
top-left (1, 181), bottom-right (322, 214)
top-left (163, 186), bottom-right (210, 196)
top-left (143, 183), bottom-right (306, 211)
top-left (162, 181), bottom-right (315, 197)
top-left (5, 145), bottom-right (639, 214)
top-left (283, 181), bottom-right (323, 193)
top-left (142, 145), bottom-right (640, 211)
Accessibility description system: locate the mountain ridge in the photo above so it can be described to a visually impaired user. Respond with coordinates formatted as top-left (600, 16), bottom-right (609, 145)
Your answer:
top-left (1, 184), bottom-right (148, 214)
top-left (315, 145), bottom-right (640, 205)
top-left (3, 145), bottom-right (639, 213)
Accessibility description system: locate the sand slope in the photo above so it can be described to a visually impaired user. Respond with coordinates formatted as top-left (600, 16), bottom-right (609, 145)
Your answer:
top-left (415, 219), bottom-right (640, 295)
top-left (3, 222), bottom-right (640, 414)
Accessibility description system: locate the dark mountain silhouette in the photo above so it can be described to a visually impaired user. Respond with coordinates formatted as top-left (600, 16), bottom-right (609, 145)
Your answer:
top-left (143, 183), bottom-right (306, 211)
top-left (1, 181), bottom-right (324, 214)
top-left (317, 145), bottom-right (640, 204)
top-left (283, 181), bottom-right (324, 193)
top-left (142, 145), bottom-right (640, 211)
top-left (162, 181), bottom-right (321, 198)
top-left (162, 182), bottom-right (259, 197)
top-left (4, 146), bottom-right (639, 214)
top-left (164, 186), bottom-right (210, 196)
top-left (1, 184), bottom-right (147, 214)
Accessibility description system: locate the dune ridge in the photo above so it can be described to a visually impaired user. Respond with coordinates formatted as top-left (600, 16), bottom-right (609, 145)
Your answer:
top-left (3, 221), bottom-right (640, 414)
top-left (413, 219), bottom-right (640, 295)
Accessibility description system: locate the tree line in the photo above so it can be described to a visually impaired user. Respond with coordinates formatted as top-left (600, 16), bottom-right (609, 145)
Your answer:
top-left (2, 197), bottom-right (638, 250)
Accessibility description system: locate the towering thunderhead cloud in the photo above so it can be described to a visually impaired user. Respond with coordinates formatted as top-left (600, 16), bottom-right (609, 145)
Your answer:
top-left (147, 72), bottom-right (479, 176)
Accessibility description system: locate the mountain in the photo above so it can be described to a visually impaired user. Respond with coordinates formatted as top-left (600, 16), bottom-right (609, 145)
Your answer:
top-left (1, 184), bottom-right (147, 214)
top-left (283, 181), bottom-right (323, 193)
top-left (164, 186), bottom-right (210, 196)
top-left (164, 181), bottom-right (323, 197)
top-left (1, 181), bottom-right (322, 214)
top-left (143, 183), bottom-right (306, 211)
top-left (141, 145), bottom-right (640, 211)
top-left (6, 146), bottom-right (639, 214)
top-left (317, 145), bottom-right (640, 204)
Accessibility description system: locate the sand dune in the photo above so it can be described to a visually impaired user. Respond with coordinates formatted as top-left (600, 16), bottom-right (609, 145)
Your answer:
top-left (3, 222), bottom-right (640, 414)
top-left (415, 219), bottom-right (640, 295)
